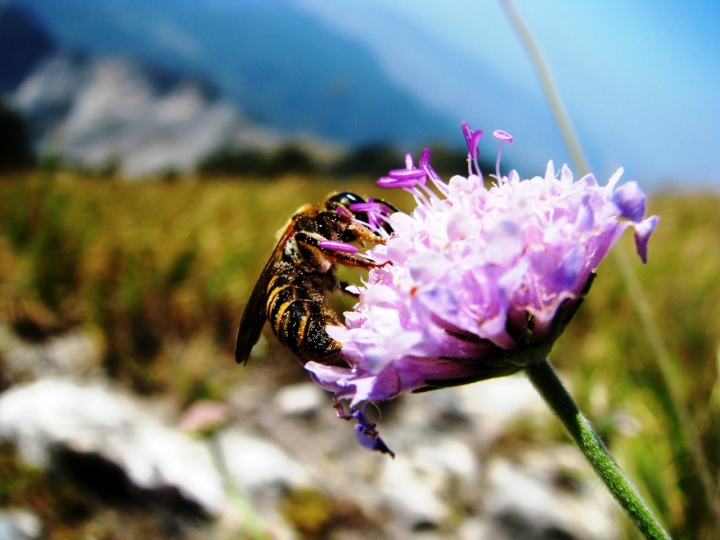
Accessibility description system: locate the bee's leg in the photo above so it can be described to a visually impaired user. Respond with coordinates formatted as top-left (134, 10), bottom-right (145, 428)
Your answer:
top-left (295, 231), bottom-right (378, 269)
top-left (316, 212), bottom-right (387, 246)
top-left (344, 220), bottom-right (387, 245)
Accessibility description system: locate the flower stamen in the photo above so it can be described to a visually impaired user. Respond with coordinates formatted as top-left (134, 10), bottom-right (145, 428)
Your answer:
top-left (318, 240), bottom-right (359, 254)
top-left (461, 121), bottom-right (484, 178)
top-left (349, 197), bottom-right (391, 231)
top-left (493, 129), bottom-right (514, 181)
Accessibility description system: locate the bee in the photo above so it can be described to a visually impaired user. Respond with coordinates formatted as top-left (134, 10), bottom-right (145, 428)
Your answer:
top-left (235, 192), bottom-right (396, 366)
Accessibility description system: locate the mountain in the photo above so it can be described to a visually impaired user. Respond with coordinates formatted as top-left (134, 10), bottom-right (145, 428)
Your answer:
top-left (9, 0), bottom-right (458, 148)
top-left (13, 52), bottom-right (289, 177)
top-left (0, 5), bottom-right (337, 177)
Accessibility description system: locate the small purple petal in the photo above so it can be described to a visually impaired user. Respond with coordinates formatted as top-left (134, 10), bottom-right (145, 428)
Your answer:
top-left (349, 201), bottom-right (388, 214)
top-left (461, 121), bottom-right (482, 159)
top-left (350, 198), bottom-right (390, 230)
top-left (461, 121), bottom-right (472, 143)
top-left (634, 215), bottom-right (659, 264)
top-left (353, 408), bottom-right (394, 457)
top-left (612, 181), bottom-right (646, 222)
top-left (493, 130), bottom-right (514, 143)
top-left (419, 148), bottom-right (431, 169)
top-left (378, 176), bottom-right (421, 189)
top-left (470, 130), bottom-right (483, 157)
top-left (318, 240), bottom-right (358, 253)
top-left (388, 168), bottom-right (427, 180)
top-left (405, 153), bottom-right (414, 170)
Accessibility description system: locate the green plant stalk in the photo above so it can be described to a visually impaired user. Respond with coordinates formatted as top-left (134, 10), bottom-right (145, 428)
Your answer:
top-left (207, 437), bottom-right (270, 540)
top-left (499, 0), bottom-right (590, 177)
top-left (613, 241), bottom-right (720, 526)
top-left (499, 0), bottom-right (720, 530)
top-left (526, 359), bottom-right (671, 540)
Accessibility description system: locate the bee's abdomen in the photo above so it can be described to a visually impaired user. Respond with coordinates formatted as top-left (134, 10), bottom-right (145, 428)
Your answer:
top-left (267, 279), bottom-right (344, 365)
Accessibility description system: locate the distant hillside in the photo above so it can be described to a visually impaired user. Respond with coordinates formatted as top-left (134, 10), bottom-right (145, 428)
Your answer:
top-left (14, 52), bottom-right (285, 177)
top-left (1, 5), bottom-right (341, 177)
top-left (10, 0), bottom-right (458, 147)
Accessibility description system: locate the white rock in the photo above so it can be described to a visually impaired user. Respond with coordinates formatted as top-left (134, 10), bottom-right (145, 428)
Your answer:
top-left (454, 374), bottom-right (547, 444)
top-left (378, 437), bottom-right (477, 527)
top-left (414, 439), bottom-right (478, 480)
top-left (380, 455), bottom-right (448, 526)
top-left (0, 520), bottom-right (21, 540)
top-left (216, 428), bottom-right (312, 495)
top-left (273, 383), bottom-right (325, 416)
top-left (0, 380), bottom-right (225, 516)
top-left (483, 450), bottom-right (619, 540)
top-left (212, 500), bottom-right (298, 540)
top-left (457, 518), bottom-right (493, 540)
top-left (0, 510), bottom-right (41, 540)
top-left (4, 332), bottom-right (102, 380)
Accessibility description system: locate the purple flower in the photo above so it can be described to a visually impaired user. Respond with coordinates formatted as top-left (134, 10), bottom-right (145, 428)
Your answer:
top-left (306, 125), bottom-right (659, 454)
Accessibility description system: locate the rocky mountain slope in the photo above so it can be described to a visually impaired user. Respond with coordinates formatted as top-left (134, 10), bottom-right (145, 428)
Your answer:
top-left (11, 51), bottom-right (287, 177)
top-left (1, 2), bottom-right (459, 177)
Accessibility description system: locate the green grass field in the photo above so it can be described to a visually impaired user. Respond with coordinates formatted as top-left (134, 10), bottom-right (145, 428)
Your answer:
top-left (0, 170), bottom-right (718, 539)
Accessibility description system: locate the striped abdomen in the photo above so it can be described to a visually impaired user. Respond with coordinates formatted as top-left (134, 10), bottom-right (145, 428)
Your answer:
top-left (266, 272), bottom-right (344, 365)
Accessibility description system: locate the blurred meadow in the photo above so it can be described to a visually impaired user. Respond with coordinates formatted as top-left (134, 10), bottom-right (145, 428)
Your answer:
top-left (1, 1), bottom-right (720, 539)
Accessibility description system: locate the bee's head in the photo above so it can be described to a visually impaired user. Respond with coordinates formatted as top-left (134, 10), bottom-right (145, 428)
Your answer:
top-left (326, 192), bottom-right (365, 209)
top-left (325, 191), bottom-right (398, 234)
top-left (325, 192), bottom-right (368, 220)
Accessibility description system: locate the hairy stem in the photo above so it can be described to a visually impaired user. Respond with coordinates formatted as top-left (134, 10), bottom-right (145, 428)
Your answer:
top-left (526, 359), bottom-right (671, 540)
top-left (500, 0), bottom-right (719, 531)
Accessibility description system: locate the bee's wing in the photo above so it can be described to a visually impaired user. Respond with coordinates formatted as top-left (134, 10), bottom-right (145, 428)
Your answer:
top-left (235, 222), bottom-right (296, 364)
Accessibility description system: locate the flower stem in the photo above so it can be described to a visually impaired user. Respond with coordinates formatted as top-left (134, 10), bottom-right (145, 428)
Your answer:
top-left (502, 0), bottom-right (719, 530)
top-left (526, 359), bottom-right (671, 540)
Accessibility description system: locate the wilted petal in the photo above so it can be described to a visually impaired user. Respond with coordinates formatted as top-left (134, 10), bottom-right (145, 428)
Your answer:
top-left (634, 215), bottom-right (660, 263)
top-left (352, 407), bottom-right (394, 457)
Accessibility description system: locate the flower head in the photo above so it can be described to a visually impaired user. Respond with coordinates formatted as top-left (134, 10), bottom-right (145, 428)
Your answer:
top-left (306, 124), bottom-right (659, 454)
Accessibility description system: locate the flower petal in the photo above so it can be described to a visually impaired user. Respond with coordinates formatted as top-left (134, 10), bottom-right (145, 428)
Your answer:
top-left (612, 181), bottom-right (646, 222)
top-left (634, 215), bottom-right (660, 264)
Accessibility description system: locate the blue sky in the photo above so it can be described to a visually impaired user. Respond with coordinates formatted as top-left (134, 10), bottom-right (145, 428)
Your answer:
top-left (8, 0), bottom-right (719, 189)
top-left (295, 0), bottom-right (720, 190)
